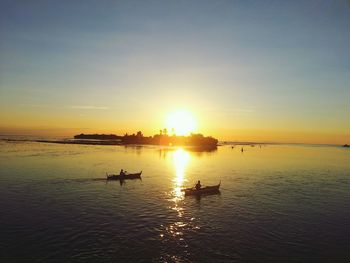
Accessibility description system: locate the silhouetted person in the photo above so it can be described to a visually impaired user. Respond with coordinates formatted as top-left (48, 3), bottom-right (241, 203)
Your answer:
top-left (120, 169), bottom-right (125, 176)
top-left (195, 180), bottom-right (201, 190)
top-left (241, 147), bottom-right (244, 153)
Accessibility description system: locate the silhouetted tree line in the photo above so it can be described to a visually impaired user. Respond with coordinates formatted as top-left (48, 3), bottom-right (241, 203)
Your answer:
top-left (74, 131), bottom-right (218, 148)
top-left (74, 134), bottom-right (121, 140)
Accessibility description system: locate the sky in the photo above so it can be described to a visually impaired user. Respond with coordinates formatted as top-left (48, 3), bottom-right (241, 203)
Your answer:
top-left (1, 0), bottom-right (349, 144)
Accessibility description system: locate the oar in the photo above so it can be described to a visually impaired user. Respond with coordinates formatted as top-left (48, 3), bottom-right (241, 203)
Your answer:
top-left (180, 186), bottom-right (194, 191)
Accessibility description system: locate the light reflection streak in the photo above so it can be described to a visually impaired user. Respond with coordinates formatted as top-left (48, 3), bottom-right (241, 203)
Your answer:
top-left (172, 148), bottom-right (190, 201)
top-left (157, 148), bottom-right (200, 260)
top-left (161, 148), bottom-right (192, 239)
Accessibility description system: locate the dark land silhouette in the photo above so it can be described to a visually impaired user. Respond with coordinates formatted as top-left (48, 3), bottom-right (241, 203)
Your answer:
top-left (73, 130), bottom-right (218, 149)
top-left (74, 134), bottom-right (119, 140)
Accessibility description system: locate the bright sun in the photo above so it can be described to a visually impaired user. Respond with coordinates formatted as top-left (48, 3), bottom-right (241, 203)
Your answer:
top-left (166, 110), bottom-right (197, 136)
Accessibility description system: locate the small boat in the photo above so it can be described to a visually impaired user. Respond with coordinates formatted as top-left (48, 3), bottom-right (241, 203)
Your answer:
top-left (182, 182), bottom-right (221, 196)
top-left (106, 171), bottom-right (142, 180)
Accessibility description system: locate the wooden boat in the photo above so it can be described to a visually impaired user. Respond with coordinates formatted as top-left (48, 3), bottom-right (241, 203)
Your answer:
top-left (182, 182), bottom-right (221, 196)
top-left (106, 171), bottom-right (142, 180)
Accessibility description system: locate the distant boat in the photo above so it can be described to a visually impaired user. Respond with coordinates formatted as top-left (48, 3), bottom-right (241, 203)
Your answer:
top-left (343, 144), bottom-right (349, 148)
top-left (182, 182), bottom-right (221, 196)
top-left (106, 171), bottom-right (142, 180)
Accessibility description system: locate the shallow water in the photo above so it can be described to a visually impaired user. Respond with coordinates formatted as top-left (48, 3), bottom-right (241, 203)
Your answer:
top-left (0, 140), bottom-right (349, 262)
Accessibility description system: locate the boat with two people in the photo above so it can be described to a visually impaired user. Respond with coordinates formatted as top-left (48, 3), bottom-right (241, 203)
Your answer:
top-left (106, 169), bottom-right (142, 180)
top-left (182, 181), bottom-right (221, 196)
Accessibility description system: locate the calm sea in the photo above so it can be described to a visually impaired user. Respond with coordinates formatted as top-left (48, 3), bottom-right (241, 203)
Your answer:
top-left (0, 139), bottom-right (349, 262)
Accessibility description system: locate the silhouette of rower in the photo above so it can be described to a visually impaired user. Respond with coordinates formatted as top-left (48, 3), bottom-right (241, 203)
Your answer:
top-left (195, 180), bottom-right (201, 190)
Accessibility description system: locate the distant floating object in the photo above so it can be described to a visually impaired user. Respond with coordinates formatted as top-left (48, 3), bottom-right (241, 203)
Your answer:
top-left (343, 144), bottom-right (349, 148)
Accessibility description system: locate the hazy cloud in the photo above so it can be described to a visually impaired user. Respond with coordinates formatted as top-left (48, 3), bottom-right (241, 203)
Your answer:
top-left (19, 104), bottom-right (50, 108)
top-left (65, 105), bottom-right (109, 110)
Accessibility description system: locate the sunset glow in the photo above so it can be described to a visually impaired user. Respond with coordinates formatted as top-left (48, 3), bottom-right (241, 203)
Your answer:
top-left (165, 110), bottom-right (197, 136)
top-left (1, 2), bottom-right (350, 261)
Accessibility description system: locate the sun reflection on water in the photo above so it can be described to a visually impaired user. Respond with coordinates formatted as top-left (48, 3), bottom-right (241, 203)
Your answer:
top-left (158, 147), bottom-right (200, 262)
top-left (172, 148), bottom-right (190, 201)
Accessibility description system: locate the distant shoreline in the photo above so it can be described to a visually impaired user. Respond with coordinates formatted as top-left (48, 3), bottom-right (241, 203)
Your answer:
top-left (73, 132), bottom-right (218, 148)
top-left (1, 130), bottom-right (219, 151)
top-left (1, 138), bottom-right (220, 153)
top-left (0, 136), bottom-right (347, 148)
top-left (1, 138), bottom-right (123, 146)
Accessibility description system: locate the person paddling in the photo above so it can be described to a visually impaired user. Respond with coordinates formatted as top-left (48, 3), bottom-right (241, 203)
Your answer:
top-left (195, 180), bottom-right (201, 190)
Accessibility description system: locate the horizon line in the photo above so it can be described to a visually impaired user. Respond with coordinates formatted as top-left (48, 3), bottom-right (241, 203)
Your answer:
top-left (0, 134), bottom-right (347, 147)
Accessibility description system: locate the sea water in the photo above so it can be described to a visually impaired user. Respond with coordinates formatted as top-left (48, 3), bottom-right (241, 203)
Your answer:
top-left (0, 140), bottom-right (349, 262)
